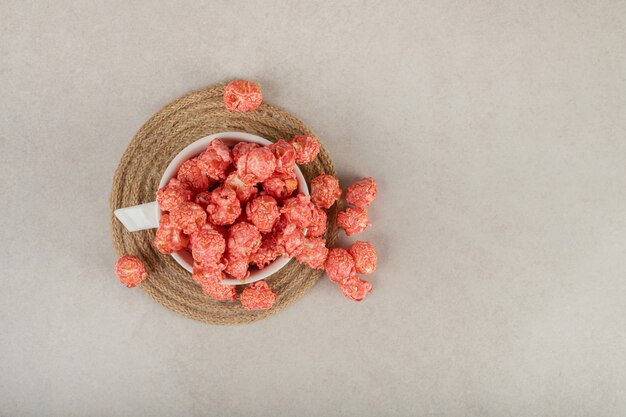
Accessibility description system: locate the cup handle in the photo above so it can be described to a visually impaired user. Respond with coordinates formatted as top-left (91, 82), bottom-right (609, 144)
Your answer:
top-left (114, 201), bottom-right (159, 232)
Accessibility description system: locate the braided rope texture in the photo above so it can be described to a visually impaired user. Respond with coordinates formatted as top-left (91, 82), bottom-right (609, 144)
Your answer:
top-left (109, 84), bottom-right (339, 325)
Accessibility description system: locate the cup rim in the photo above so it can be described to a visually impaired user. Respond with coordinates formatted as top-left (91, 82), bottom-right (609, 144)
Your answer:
top-left (157, 131), bottom-right (309, 285)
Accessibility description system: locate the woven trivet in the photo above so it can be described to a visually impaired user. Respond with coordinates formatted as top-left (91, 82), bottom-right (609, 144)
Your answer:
top-left (109, 83), bottom-right (339, 325)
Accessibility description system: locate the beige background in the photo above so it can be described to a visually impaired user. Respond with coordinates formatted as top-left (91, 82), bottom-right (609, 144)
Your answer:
top-left (2, 1), bottom-right (626, 416)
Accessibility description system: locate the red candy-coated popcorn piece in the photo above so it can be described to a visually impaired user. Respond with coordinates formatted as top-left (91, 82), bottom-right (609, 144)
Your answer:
top-left (290, 134), bottom-right (320, 164)
top-left (227, 222), bottom-right (262, 260)
top-left (197, 139), bottom-right (232, 180)
top-left (224, 254), bottom-right (250, 281)
top-left (224, 80), bottom-right (263, 112)
top-left (348, 241), bottom-right (377, 275)
top-left (240, 281), bottom-right (276, 310)
top-left (224, 171), bottom-right (258, 203)
top-left (246, 195), bottom-right (280, 233)
top-left (337, 207), bottom-right (371, 236)
top-left (275, 222), bottom-right (304, 257)
top-left (268, 139), bottom-right (296, 174)
top-left (310, 173), bottom-right (342, 209)
top-left (324, 248), bottom-right (356, 284)
top-left (194, 191), bottom-right (212, 208)
top-left (339, 276), bottom-right (372, 301)
top-left (250, 233), bottom-right (281, 269)
top-left (206, 186), bottom-right (242, 226)
top-left (115, 255), bottom-right (147, 288)
top-left (153, 213), bottom-right (189, 254)
top-left (262, 173), bottom-right (298, 201)
top-left (295, 237), bottom-right (328, 270)
top-left (236, 146), bottom-right (277, 184)
top-left (346, 177), bottom-right (377, 208)
top-left (156, 178), bottom-right (193, 212)
top-left (191, 226), bottom-right (226, 268)
top-left (192, 263), bottom-right (237, 302)
top-left (306, 207), bottom-right (327, 238)
top-left (232, 142), bottom-right (260, 165)
top-left (169, 202), bottom-right (207, 235)
top-left (280, 194), bottom-right (316, 229)
top-left (177, 157), bottom-right (212, 193)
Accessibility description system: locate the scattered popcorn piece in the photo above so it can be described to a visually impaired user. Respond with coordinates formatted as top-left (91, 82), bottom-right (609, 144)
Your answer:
top-left (346, 177), bottom-right (377, 208)
top-left (197, 139), bottom-right (232, 180)
top-left (337, 207), bottom-right (371, 236)
top-left (246, 195), bottom-right (280, 233)
top-left (177, 157), bottom-right (212, 193)
top-left (223, 80), bottom-right (263, 112)
top-left (290, 134), bottom-right (320, 164)
top-left (227, 222), bottom-right (262, 260)
top-left (190, 226), bottom-right (226, 268)
top-left (156, 178), bottom-right (193, 212)
top-left (295, 237), bottom-right (328, 270)
top-left (268, 139), bottom-right (296, 174)
top-left (169, 201), bottom-right (207, 235)
top-left (262, 173), bottom-right (298, 201)
top-left (324, 248), bottom-right (356, 284)
top-left (250, 233), bottom-right (281, 269)
top-left (339, 276), bottom-right (372, 301)
top-left (348, 241), bottom-right (377, 275)
top-left (240, 281), bottom-right (276, 310)
top-left (153, 213), bottom-right (189, 254)
top-left (280, 194), bottom-right (316, 229)
top-left (306, 207), bottom-right (327, 238)
top-left (224, 171), bottom-right (258, 203)
top-left (236, 146), bottom-right (277, 184)
top-left (310, 173), bottom-right (341, 209)
top-left (115, 255), bottom-right (147, 288)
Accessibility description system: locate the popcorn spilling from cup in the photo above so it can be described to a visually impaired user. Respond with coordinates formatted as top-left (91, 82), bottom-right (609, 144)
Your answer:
top-left (114, 80), bottom-right (379, 310)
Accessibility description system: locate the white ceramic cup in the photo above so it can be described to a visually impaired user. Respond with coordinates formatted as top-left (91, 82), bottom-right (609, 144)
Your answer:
top-left (114, 131), bottom-right (309, 285)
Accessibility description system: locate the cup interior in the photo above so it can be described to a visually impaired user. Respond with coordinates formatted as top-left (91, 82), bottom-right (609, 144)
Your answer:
top-left (158, 131), bottom-right (309, 285)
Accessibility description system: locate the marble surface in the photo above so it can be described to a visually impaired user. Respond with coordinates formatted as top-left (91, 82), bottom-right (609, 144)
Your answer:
top-left (1, 1), bottom-right (626, 416)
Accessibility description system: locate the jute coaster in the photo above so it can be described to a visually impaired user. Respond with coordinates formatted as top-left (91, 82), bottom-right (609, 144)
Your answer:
top-left (110, 83), bottom-right (339, 325)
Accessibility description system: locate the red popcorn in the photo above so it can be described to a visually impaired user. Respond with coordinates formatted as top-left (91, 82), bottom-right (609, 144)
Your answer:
top-left (246, 195), bottom-right (280, 233)
top-left (306, 207), bottom-right (327, 238)
top-left (115, 255), bottom-right (147, 288)
top-left (157, 178), bottom-right (193, 212)
top-left (227, 222), bottom-right (262, 259)
top-left (197, 139), bottom-right (232, 180)
top-left (192, 263), bottom-right (237, 302)
top-left (206, 186), bottom-right (242, 226)
top-left (280, 194), bottom-right (316, 229)
top-left (275, 222), bottom-right (305, 257)
top-left (295, 237), bottom-right (328, 270)
top-left (240, 281), bottom-right (276, 310)
top-left (190, 226), bottom-right (226, 268)
top-left (310, 173), bottom-right (341, 209)
top-left (224, 254), bottom-right (250, 281)
top-left (169, 201), bottom-right (207, 235)
top-left (250, 233), bottom-right (281, 269)
top-left (337, 207), bottom-right (371, 236)
top-left (223, 79), bottom-right (263, 112)
top-left (153, 213), bottom-right (189, 254)
top-left (194, 191), bottom-right (212, 208)
top-left (224, 171), bottom-right (258, 203)
top-left (348, 241), bottom-right (377, 275)
top-left (232, 142), bottom-right (260, 165)
top-left (339, 276), bottom-right (372, 301)
top-left (236, 146), bottom-right (277, 184)
top-left (176, 157), bottom-right (212, 193)
top-left (268, 139), bottom-right (296, 174)
top-left (262, 173), bottom-right (298, 201)
top-left (346, 177), bottom-right (377, 208)
top-left (324, 248), bottom-right (356, 284)
top-left (290, 134), bottom-right (320, 164)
